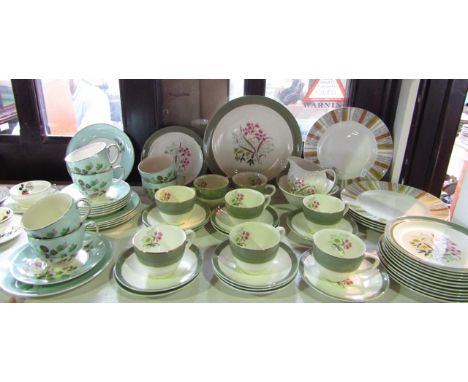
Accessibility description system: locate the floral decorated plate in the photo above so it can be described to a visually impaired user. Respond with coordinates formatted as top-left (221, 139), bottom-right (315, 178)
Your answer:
top-left (66, 123), bottom-right (135, 180)
top-left (299, 250), bottom-right (389, 302)
top-left (113, 244), bottom-right (202, 295)
top-left (10, 235), bottom-right (105, 286)
top-left (304, 107), bottom-right (393, 180)
top-left (286, 209), bottom-right (358, 243)
top-left (212, 240), bottom-right (298, 291)
top-left (341, 180), bottom-right (450, 225)
top-left (141, 126), bottom-right (206, 185)
top-left (0, 233), bottom-right (112, 298)
top-left (210, 206), bottom-right (279, 235)
top-left (0, 216), bottom-right (23, 245)
top-left (204, 96), bottom-right (302, 181)
top-left (142, 202), bottom-right (210, 231)
top-left (385, 216), bottom-right (468, 273)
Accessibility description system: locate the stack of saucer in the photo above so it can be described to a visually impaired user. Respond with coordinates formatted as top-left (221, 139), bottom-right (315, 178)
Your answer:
top-left (62, 180), bottom-right (140, 231)
top-left (341, 180), bottom-right (450, 233)
top-left (378, 216), bottom-right (468, 302)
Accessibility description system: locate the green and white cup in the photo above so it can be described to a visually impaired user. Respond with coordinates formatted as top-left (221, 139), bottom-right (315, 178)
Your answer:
top-left (22, 192), bottom-right (90, 239)
top-left (312, 229), bottom-right (380, 282)
top-left (229, 222), bottom-right (285, 274)
top-left (302, 194), bottom-right (348, 225)
top-left (155, 185), bottom-right (196, 225)
top-left (142, 178), bottom-right (177, 202)
top-left (224, 188), bottom-right (271, 219)
top-left (71, 166), bottom-right (125, 197)
top-left (28, 221), bottom-right (98, 265)
top-left (65, 141), bottom-right (120, 175)
top-left (132, 224), bottom-right (195, 277)
top-left (193, 174), bottom-right (230, 199)
top-left (138, 154), bottom-right (177, 185)
top-left (232, 171), bottom-right (276, 197)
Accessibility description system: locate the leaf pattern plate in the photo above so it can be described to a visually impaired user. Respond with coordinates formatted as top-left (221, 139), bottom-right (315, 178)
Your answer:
top-left (203, 96), bottom-right (302, 181)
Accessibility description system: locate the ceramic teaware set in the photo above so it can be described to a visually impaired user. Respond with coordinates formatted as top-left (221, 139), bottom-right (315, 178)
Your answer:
top-left (65, 141), bottom-right (124, 197)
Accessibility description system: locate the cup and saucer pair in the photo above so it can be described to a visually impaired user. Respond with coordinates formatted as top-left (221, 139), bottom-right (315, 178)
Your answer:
top-left (0, 206), bottom-right (23, 245)
top-left (299, 229), bottom-right (389, 302)
top-left (211, 223), bottom-right (298, 294)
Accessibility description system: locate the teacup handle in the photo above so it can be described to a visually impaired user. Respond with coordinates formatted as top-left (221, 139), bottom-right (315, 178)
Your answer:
top-left (112, 165), bottom-right (125, 182)
top-left (343, 203), bottom-right (349, 216)
top-left (324, 169), bottom-right (336, 193)
top-left (83, 220), bottom-right (99, 245)
top-left (106, 143), bottom-right (121, 166)
top-left (185, 229), bottom-right (195, 248)
top-left (354, 252), bottom-right (380, 276)
top-left (264, 184), bottom-right (277, 197)
top-left (263, 194), bottom-right (271, 209)
top-left (276, 226), bottom-right (286, 239)
top-left (76, 198), bottom-right (91, 222)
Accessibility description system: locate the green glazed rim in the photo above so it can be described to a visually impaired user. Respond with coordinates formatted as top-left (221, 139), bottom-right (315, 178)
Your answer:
top-left (203, 95), bottom-right (302, 177)
top-left (211, 240), bottom-right (298, 290)
top-left (113, 244), bottom-right (202, 294)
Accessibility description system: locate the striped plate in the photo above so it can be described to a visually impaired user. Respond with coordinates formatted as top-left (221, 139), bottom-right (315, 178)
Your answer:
top-left (304, 107), bottom-right (393, 180)
top-left (341, 180), bottom-right (450, 225)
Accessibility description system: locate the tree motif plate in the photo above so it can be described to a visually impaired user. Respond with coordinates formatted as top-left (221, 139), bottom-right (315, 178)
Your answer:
top-left (203, 96), bottom-right (302, 180)
top-left (141, 126), bottom-right (206, 185)
top-left (304, 107), bottom-right (393, 180)
top-left (66, 123), bottom-right (135, 180)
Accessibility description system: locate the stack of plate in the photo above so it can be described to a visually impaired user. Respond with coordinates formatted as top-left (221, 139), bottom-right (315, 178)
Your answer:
top-left (378, 216), bottom-right (468, 302)
top-left (0, 233), bottom-right (113, 298)
top-left (341, 180), bottom-right (450, 233)
top-left (62, 181), bottom-right (141, 231)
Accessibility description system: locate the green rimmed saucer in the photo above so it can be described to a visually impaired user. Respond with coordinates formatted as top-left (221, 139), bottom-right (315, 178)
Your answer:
top-left (299, 250), bottom-right (389, 302)
top-left (66, 123), bottom-right (135, 180)
top-left (210, 206), bottom-right (279, 235)
top-left (212, 240), bottom-right (298, 292)
top-left (142, 202), bottom-right (210, 231)
top-left (113, 244), bottom-right (202, 295)
top-left (0, 233), bottom-right (112, 298)
top-left (286, 209), bottom-right (358, 243)
top-left (10, 237), bottom-right (105, 286)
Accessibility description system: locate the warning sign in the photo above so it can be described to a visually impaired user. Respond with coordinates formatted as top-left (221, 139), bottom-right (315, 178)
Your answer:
top-left (303, 79), bottom-right (347, 102)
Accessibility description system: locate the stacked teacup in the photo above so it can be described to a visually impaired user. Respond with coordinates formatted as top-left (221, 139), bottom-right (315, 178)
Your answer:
top-left (193, 174), bottom-right (230, 206)
top-left (21, 193), bottom-right (97, 265)
top-left (65, 142), bottom-right (124, 197)
top-left (138, 154), bottom-right (177, 202)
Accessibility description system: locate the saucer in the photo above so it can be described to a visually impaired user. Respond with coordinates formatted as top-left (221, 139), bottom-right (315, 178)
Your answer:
top-left (0, 216), bottom-right (23, 245)
top-left (210, 206), bottom-right (279, 235)
top-left (299, 250), bottom-right (390, 302)
top-left (113, 244), bottom-right (202, 295)
top-left (10, 234), bottom-right (105, 285)
top-left (142, 202), bottom-right (210, 231)
top-left (0, 233), bottom-right (112, 298)
top-left (286, 209), bottom-right (358, 242)
top-left (212, 240), bottom-right (298, 290)
top-left (2, 197), bottom-right (28, 214)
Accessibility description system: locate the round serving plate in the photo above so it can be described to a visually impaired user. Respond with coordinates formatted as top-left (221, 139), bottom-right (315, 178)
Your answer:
top-left (141, 126), bottom-right (206, 185)
top-left (204, 96), bottom-right (302, 181)
top-left (341, 180), bottom-right (450, 225)
top-left (66, 123), bottom-right (135, 180)
top-left (304, 107), bottom-right (393, 180)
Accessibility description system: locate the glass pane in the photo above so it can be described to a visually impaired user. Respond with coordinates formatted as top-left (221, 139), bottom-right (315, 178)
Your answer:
top-left (0, 79), bottom-right (19, 135)
top-left (39, 79), bottom-right (123, 136)
top-left (265, 79), bottom-right (349, 141)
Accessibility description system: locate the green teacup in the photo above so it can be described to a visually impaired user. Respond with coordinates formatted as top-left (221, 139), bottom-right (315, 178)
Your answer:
top-left (65, 141), bottom-right (120, 175)
top-left (155, 185), bottom-right (196, 225)
top-left (312, 229), bottom-right (380, 282)
top-left (193, 174), bottom-right (229, 199)
top-left (138, 154), bottom-right (177, 185)
top-left (232, 171), bottom-right (276, 197)
top-left (133, 224), bottom-right (195, 277)
top-left (303, 194), bottom-right (348, 225)
top-left (71, 166), bottom-right (125, 197)
top-left (229, 222), bottom-right (285, 274)
top-left (224, 189), bottom-right (271, 219)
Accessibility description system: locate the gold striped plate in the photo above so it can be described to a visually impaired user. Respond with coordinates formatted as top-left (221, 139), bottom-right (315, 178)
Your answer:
top-left (341, 180), bottom-right (450, 224)
top-left (304, 107), bottom-right (393, 180)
